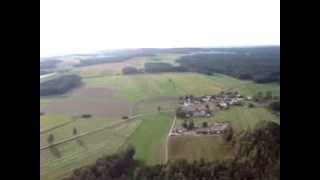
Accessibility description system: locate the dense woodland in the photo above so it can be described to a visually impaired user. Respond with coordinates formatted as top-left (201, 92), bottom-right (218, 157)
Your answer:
top-left (144, 63), bottom-right (188, 73)
top-left (176, 46), bottom-right (280, 83)
top-left (64, 121), bottom-right (280, 180)
top-left (40, 75), bottom-right (82, 96)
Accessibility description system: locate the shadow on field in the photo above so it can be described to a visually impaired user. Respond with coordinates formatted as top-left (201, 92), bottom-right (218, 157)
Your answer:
top-left (49, 146), bottom-right (61, 158)
top-left (76, 139), bottom-right (87, 149)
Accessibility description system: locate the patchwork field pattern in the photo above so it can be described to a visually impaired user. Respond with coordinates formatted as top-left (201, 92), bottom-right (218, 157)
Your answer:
top-left (40, 69), bottom-right (280, 180)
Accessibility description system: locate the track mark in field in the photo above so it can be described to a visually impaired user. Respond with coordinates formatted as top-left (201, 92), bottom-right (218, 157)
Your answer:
top-left (165, 115), bottom-right (176, 163)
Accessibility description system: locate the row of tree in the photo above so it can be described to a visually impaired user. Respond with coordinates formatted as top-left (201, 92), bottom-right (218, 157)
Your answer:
top-left (64, 120), bottom-right (280, 180)
top-left (40, 74), bottom-right (82, 96)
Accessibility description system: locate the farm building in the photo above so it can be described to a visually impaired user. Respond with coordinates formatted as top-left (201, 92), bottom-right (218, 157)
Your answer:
top-left (195, 122), bottom-right (231, 135)
top-left (170, 122), bottom-right (231, 136)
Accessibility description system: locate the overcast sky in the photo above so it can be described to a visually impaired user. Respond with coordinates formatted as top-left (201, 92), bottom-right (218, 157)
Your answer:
top-left (40, 0), bottom-right (280, 57)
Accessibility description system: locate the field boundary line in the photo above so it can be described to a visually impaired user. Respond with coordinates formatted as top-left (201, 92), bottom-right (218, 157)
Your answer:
top-left (40, 119), bottom-right (76, 134)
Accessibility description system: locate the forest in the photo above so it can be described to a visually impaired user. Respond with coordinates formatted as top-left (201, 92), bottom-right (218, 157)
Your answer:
top-left (176, 46), bottom-right (280, 83)
top-left (144, 63), bottom-right (188, 73)
top-left (63, 120), bottom-right (280, 180)
top-left (40, 75), bottom-right (82, 96)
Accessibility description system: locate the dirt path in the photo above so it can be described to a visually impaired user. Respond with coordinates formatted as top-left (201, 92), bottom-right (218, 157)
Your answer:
top-left (164, 115), bottom-right (176, 163)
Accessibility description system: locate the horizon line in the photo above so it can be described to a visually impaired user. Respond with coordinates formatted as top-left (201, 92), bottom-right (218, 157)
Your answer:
top-left (40, 44), bottom-right (280, 58)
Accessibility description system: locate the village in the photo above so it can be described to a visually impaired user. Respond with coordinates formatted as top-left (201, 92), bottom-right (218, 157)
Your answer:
top-left (172, 90), bottom-right (252, 136)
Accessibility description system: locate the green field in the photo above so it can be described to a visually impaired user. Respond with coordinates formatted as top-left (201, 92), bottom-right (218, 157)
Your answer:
top-left (121, 112), bottom-right (174, 165)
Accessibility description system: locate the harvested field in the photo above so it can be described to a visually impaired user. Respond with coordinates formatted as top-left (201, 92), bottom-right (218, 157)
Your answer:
top-left (133, 96), bottom-right (179, 114)
top-left (41, 87), bottom-right (133, 118)
top-left (168, 135), bottom-right (234, 162)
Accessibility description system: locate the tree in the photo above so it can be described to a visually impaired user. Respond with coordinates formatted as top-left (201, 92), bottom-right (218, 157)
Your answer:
top-left (48, 134), bottom-right (54, 144)
top-left (248, 103), bottom-right (255, 108)
top-left (182, 120), bottom-right (188, 129)
top-left (223, 126), bottom-right (234, 142)
top-left (254, 92), bottom-right (263, 102)
top-left (176, 107), bottom-right (187, 118)
top-left (269, 100), bottom-right (280, 112)
top-left (188, 120), bottom-right (195, 130)
top-left (265, 91), bottom-right (273, 100)
top-left (202, 122), bottom-right (208, 128)
top-left (157, 106), bottom-right (161, 112)
top-left (73, 127), bottom-right (78, 136)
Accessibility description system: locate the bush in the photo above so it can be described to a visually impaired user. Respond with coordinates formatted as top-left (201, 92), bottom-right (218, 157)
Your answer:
top-left (202, 122), bottom-right (208, 128)
top-left (73, 127), bottom-right (78, 135)
top-left (47, 134), bottom-right (54, 144)
top-left (81, 114), bottom-right (92, 118)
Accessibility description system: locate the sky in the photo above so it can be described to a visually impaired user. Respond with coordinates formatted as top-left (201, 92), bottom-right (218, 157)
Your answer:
top-left (40, 0), bottom-right (280, 57)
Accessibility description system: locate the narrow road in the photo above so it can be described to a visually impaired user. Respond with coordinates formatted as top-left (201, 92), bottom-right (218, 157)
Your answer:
top-left (164, 115), bottom-right (176, 163)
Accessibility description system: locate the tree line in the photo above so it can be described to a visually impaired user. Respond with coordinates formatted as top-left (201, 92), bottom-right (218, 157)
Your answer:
top-left (64, 120), bottom-right (280, 180)
top-left (40, 74), bottom-right (82, 96)
top-left (176, 46), bottom-right (280, 83)
top-left (40, 59), bottom-right (61, 70)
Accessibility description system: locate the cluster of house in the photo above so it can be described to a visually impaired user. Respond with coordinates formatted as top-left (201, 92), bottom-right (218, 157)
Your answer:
top-left (177, 91), bottom-right (252, 116)
top-left (212, 91), bottom-right (249, 109)
top-left (170, 122), bottom-right (231, 136)
top-left (176, 95), bottom-right (213, 118)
